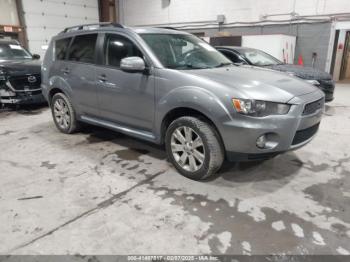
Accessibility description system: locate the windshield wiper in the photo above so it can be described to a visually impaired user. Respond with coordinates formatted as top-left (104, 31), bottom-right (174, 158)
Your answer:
top-left (214, 62), bottom-right (233, 68)
top-left (181, 64), bottom-right (210, 69)
top-left (167, 63), bottom-right (211, 70)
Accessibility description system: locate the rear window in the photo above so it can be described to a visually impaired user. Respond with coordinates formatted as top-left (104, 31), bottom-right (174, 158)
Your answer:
top-left (68, 34), bottom-right (97, 64)
top-left (55, 38), bottom-right (71, 60)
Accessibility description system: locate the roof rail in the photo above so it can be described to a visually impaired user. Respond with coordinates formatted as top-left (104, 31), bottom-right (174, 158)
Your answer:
top-left (157, 26), bottom-right (179, 31)
top-left (60, 22), bottom-right (124, 34)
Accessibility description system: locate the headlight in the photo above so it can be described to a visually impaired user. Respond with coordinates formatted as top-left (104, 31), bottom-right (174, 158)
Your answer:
top-left (305, 80), bottom-right (320, 86)
top-left (232, 98), bottom-right (290, 117)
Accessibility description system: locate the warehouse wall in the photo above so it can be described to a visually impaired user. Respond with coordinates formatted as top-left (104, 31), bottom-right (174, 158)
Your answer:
top-left (119, 0), bottom-right (350, 26)
top-left (119, 0), bottom-right (339, 71)
top-left (0, 0), bottom-right (19, 26)
top-left (22, 0), bottom-right (99, 57)
top-left (188, 22), bottom-right (332, 71)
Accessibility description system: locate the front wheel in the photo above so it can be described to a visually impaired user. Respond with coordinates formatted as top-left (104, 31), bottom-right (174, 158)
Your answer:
top-left (165, 116), bottom-right (224, 180)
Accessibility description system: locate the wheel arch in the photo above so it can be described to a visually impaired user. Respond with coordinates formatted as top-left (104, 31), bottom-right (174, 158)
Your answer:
top-left (160, 107), bottom-right (226, 153)
top-left (48, 87), bottom-right (66, 105)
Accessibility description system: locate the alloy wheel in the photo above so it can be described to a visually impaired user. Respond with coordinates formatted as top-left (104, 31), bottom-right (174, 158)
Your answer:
top-left (170, 126), bottom-right (205, 172)
top-left (53, 98), bottom-right (70, 130)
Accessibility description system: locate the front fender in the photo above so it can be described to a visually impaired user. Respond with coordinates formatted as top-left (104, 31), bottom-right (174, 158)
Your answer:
top-left (155, 86), bottom-right (233, 141)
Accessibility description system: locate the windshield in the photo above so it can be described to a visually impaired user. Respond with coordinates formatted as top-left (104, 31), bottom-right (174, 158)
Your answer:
top-left (240, 49), bottom-right (282, 66)
top-left (140, 33), bottom-right (232, 69)
top-left (0, 43), bottom-right (32, 61)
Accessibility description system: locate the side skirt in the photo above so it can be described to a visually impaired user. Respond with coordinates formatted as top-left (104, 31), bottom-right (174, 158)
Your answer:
top-left (80, 115), bottom-right (158, 143)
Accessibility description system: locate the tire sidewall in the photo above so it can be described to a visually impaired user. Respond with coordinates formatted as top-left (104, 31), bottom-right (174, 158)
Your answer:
top-left (51, 93), bottom-right (75, 134)
top-left (165, 118), bottom-right (212, 180)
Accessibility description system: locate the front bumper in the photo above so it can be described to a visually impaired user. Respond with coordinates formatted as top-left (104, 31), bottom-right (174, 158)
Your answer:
top-left (318, 79), bottom-right (335, 102)
top-left (0, 73), bottom-right (46, 105)
top-left (0, 89), bottom-right (46, 105)
top-left (219, 91), bottom-right (325, 161)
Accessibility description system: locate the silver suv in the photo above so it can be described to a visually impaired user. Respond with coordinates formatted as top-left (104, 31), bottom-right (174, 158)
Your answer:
top-left (42, 23), bottom-right (325, 180)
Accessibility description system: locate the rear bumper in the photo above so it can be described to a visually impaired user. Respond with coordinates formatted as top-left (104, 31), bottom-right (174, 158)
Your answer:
top-left (219, 91), bottom-right (325, 162)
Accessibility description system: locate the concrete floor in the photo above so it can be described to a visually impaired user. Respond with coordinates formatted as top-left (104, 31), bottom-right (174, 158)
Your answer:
top-left (0, 83), bottom-right (349, 255)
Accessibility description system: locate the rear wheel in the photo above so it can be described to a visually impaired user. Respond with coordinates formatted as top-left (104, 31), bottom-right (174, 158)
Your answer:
top-left (51, 93), bottom-right (79, 134)
top-left (165, 116), bottom-right (224, 180)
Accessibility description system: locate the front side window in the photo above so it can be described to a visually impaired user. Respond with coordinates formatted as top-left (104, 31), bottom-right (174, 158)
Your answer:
top-left (68, 34), bottom-right (97, 63)
top-left (240, 49), bottom-right (282, 66)
top-left (0, 43), bottom-right (32, 61)
top-left (55, 38), bottom-right (71, 60)
top-left (104, 34), bottom-right (143, 67)
top-left (140, 33), bottom-right (232, 69)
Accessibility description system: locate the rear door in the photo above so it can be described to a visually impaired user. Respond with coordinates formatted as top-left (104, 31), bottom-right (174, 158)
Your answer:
top-left (95, 33), bottom-right (155, 131)
top-left (63, 33), bottom-right (99, 116)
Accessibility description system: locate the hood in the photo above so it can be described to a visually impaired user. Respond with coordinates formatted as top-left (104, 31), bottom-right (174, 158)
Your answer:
top-left (264, 64), bottom-right (332, 80)
top-left (183, 65), bottom-right (319, 103)
top-left (0, 59), bottom-right (41, 76)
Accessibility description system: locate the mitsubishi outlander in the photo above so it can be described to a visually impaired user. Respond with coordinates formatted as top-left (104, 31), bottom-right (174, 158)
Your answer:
top-left (42, 23), bottom-right (325, 180)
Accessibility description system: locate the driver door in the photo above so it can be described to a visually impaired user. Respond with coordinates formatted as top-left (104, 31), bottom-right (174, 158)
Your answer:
top-left (96, 33), bottom-right (155, 131)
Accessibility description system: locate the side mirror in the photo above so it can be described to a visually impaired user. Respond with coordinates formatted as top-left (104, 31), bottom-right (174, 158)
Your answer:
top-left (32, 54), bottom-right (40, 60)
top-left (120, 57), bottom-right (146, 72)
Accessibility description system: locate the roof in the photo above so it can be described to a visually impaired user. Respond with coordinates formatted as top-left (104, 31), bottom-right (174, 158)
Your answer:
top-left (0, 39), bottom-right (20, 44)
top-left (58, 22), bottom-right (188, 36)
top-left (131, 27), bottom-right (189, 35)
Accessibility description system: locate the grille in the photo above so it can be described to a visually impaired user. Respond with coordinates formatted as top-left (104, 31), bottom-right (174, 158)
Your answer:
top-left (292, 123), bottom-right (320, 145)
top-left (8, 74), bottom-right (41, 91)
top-left (302, 98), bottom-right (324, 115)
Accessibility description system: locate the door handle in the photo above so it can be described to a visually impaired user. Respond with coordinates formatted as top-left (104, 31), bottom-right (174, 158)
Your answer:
top-left (97, 74), bottom-right (117, 88)
top-left (98, 74), bottom-right (107, 82)
top-left (61, 68), bottom-right (70, 75)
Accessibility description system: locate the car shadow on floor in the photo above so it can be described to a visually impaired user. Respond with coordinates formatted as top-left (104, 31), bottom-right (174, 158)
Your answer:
top-left (78, 124), bottom-right (167, 161)
top-left (78, 124), bottom-right (303, 184)
top-left (0, 103), bottom-right (48, 116)
top-left (219, 152), bottom-right (301, 182)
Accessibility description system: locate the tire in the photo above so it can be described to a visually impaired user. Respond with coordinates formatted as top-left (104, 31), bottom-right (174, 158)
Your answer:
top-left (51, 93), bottom-right (79, 134)
top-left (165, 116), bottom-right (224, 180)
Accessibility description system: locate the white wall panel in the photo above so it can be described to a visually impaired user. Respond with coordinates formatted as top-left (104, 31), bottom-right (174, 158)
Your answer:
top-left (120, 0), bottom-right (350, 26)
top-left (242, 35), bottom-right (296, 64)
top-left (22, 0), bottom-right (99, 57)
top-left (0, 0), bottom-right (19, 25)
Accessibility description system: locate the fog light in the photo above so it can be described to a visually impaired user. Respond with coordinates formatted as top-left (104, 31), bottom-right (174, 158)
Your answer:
top-left (256, 135), bottom-right (267, 149)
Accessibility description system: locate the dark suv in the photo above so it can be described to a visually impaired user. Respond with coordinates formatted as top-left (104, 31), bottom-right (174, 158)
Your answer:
top-left (42, 23), bottom-right (324, 180)
top-left (0, 39), bottom-right (44, 105)
top-left (216, 46), bottom-right (335, 102)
